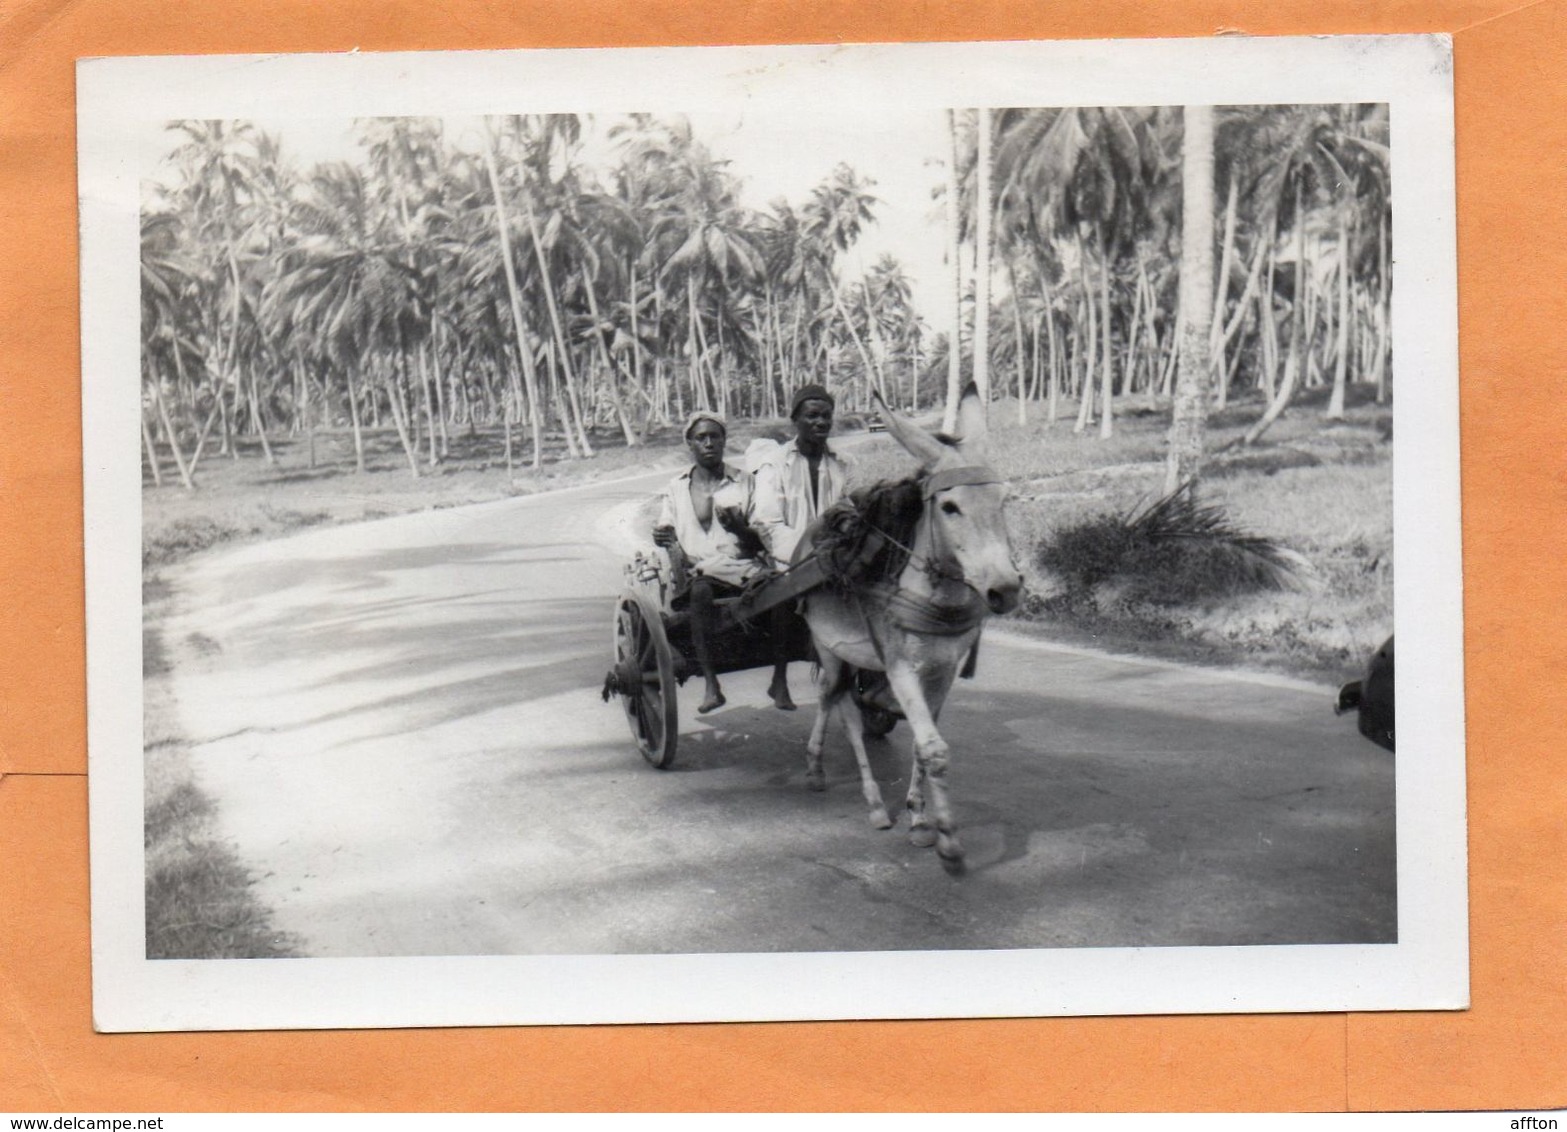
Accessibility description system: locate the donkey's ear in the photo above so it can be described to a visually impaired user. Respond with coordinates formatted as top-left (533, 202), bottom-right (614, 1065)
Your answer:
top-left (954, 382), bottom-right (989, 446)
top-left (873, 388), bottom-right (947, 471)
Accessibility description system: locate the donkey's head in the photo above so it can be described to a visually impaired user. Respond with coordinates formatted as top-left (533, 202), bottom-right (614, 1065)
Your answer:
top-left (873, 386), bottom-right (1023, 615)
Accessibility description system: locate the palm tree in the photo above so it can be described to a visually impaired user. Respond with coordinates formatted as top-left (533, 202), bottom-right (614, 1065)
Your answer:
top-left (941, 109), bottom-right (965, 434)
top-left (140, 210), bottom-right (198, 489)
top-left (972, 108), bottom-right (994, 409)
top-left (272, 162), bottom-right (429, 476)
top-left (1165, 105), bottom-right (1216, 493)
top-left (359, 117), bottom-right (455, 465)
top-left (476, 121), bottom-right (547, 467)
top-left (166, 119), bottom-right (270, 461)
top-left (994, 106), bottom-right (1165, 438)
top-left (1238, 104), bottom-right (1388, 443)
top-left (492, 114), bottom-right (599, 456)
top-left (758, 198), bottom-right (825, 395)
top-left (643, 127), bottom-right (764, 417)
top-left (802, 163), bottom-right (882, 406)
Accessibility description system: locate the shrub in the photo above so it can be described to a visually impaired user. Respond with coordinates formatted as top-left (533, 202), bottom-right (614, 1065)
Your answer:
top-left (1036, 485), bottom-right (1308, 605)
top-left (142, 516), bottom-right (239, 568)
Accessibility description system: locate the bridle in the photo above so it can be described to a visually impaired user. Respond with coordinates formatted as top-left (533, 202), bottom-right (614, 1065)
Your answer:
top-left (866, 464), bottom-right (1004, 588)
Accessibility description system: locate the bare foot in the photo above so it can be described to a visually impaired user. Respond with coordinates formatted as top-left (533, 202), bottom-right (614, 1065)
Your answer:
top-left (768, 679), bottom-right (797, 711)
top-left (697, 688), bottom-right (726, 714)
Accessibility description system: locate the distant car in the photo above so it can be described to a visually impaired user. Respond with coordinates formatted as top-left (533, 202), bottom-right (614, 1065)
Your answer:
top-left (867, 414), bottom-right (887, 433)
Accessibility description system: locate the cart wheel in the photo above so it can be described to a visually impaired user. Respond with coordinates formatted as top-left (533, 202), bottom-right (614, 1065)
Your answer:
top-left (851, 670), bottom-right (900, 739)
top-left (860, 707), bottom-right (899, 739)
top-left (613, 591), bottom-right (679, 768)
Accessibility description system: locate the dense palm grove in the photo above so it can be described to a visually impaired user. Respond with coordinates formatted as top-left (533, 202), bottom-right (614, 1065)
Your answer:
top-left (139, 105), bottom-right (1390, 488)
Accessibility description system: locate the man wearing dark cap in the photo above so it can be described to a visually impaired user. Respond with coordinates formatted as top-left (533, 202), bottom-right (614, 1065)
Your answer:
top-left (752, 383), bottom-right (850, 709)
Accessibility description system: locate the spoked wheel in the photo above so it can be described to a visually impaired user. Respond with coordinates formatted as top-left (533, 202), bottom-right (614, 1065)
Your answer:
top-left (611, 591), bottom-right (680, 769)
top-left (859, 706), bottom-right (899, 739)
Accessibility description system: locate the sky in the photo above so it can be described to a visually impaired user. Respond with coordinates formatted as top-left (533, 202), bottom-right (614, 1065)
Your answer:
top-left (145, 108), bottom-right (957, 336)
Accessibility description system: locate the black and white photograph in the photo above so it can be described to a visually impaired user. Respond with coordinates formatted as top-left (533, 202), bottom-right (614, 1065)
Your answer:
top-left (81, 37), bottom-right (1466, 1031)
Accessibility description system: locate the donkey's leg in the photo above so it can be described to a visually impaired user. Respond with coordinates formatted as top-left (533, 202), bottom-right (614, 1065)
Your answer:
top-left (885, 662), bottom-right (963, 865)
top-left (834, 681), bottom-right (892, 829)
top-left (917, 674), bottom-right (962, 867)
top-left (805, 653), bottom-right (850, 792)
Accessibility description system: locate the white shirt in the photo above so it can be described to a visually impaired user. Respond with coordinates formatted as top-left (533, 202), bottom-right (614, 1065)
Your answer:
top-left (751, 438), bottom-right (850, 564)
top-left (656, 463), bottom-right (760, 587)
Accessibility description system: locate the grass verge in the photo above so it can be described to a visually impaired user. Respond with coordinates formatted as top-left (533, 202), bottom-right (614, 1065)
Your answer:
top-left (140, 416), bottom-right (815, 956)
top-left (143, 418), bottom-right (805, 571)
top-left (143, 578), bottom-right (299, 958)
top-left (849, 385), bottom-right (1392, 683)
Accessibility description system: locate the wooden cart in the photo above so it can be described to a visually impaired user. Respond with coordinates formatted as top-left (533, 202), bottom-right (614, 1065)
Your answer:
top-left (603, 548), bottom-right (900, 768)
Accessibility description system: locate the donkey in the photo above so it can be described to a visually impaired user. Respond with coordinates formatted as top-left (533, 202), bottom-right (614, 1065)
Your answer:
top-left (795, 384), bottom-right (1023, 869)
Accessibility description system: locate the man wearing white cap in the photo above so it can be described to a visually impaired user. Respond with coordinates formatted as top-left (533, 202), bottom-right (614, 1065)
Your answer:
top-left (653, 410), bottom-right (762, 713)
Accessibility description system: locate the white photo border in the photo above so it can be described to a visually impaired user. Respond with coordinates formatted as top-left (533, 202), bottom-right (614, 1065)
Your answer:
top-left (82, 35), bottom-right (1465, 1032)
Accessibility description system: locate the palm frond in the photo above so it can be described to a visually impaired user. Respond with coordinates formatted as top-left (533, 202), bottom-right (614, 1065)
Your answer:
top-left (1123, 485), bottom-right (1311, 593)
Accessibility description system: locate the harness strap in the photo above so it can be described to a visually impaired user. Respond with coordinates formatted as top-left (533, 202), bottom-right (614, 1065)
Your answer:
top-left (922, 464), bottom-right (1002, 500)
top-left (863, 582), bottom-right (989, 636)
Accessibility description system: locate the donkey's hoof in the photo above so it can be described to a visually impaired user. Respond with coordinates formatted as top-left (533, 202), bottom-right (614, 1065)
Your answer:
top-left (869, 806), bottom-right (893, 830)
top-left (939, 851), bottom-right (968, 877)
top-left (909, 825), bottom-right (937, 848)
top-left (805, 770), bottom-right (826, 793)
top-left (937, 835), bottom-right (966, 871)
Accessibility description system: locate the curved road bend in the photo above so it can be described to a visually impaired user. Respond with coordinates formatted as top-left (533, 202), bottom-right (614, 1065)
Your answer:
top-left (159, 463), bottom-right (1395, 957)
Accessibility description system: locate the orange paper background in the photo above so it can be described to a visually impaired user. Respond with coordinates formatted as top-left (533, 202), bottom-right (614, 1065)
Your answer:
top-left (2, 0), bottom-right (1564, 1112)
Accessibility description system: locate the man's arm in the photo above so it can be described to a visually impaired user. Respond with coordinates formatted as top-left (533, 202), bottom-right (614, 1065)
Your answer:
top-left (750, 458), bottom-right (786, 557)
top-left (653, 484), bottom-right (678, 547)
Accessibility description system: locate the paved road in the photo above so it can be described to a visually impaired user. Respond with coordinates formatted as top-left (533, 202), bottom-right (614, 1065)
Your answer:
top-left (159, 464), bottom-right (1395, 957)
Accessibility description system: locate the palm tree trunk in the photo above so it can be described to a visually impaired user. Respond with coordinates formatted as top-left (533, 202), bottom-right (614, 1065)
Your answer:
top-left (1029, 314), bottom-right (1041, 416)
top-left (1259, 218), bottom-right (1281, 400)
top-left (1046, 309), bottom-right (1061, 423)
top-left (788, 295), bottom-right (804, 391)
top-left (480, 122), bottom-right (546, 469)
top-left (1073, 229), bottom-right (1096, 434)
top-left (417, 341), bottom-right (438, 466)
top-left (1215, 231), bottom-right (1269, 400)
top-left (291, 355), bottom-right (316, 469)
top-left (522, 202), bottom-right (594, 457)
top-left (386, 371), bottom-right (422, 478)
top-left (686, 275), bottom-right (709, 411)
top-left (1373, 210), bottom-right (1389, 403)
top-left (1095, 224), bottom-right (1114, 440)
top-left (581, 277), bottom-right (639, 447)
top-left (1327, 206), bottom-right (1352, 420)
top-left (715, 306), bottom-right (730, 416)
top-left (1209, 169), bottom-right (1239, 407)
top-left (1165, 104), bottom-right (1215, 492)
top-left (829, 276), bottom-right (880, 405)
top-left (543, 339), bottom-right (581, 459)
top-left (220, 245), bottom-right (247, 460)
top-left (345, 360), bottom-right (366, 473)
top-left (1006, 254), bottom-right (1027, 424)
top-left (1245, 185), bottom-right (1308, 446)
top-left (247, 366), bottom-right (276, 465)
top-left (150, 372), bottom-right (195, 490)
top-left (502, 386), bottom-right (515, 475)
top-left (141, 410), bottom-right (163, 486)
top-left (862, 284), bottom-right (894, 404)
top-left (187, 398), bottom-right (221, 477)
top-left (942, 108), bottom-right (964, 434)
top-left (629, 260), bottom-right (650, 422)
top-left (973, 107), bottom-right (993, 408)
top-left (1123, 250), bottom-right (1145, 398)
